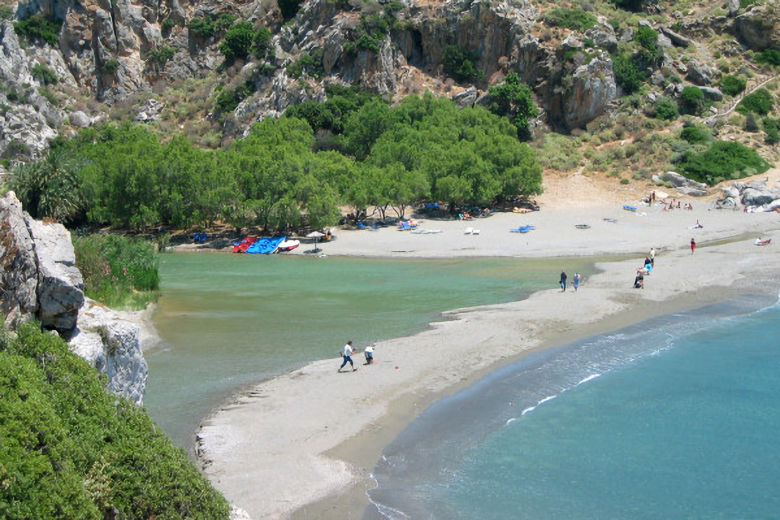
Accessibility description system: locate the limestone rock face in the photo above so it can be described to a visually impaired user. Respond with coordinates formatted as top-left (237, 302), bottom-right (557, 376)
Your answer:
top-left (0, 192), bottom-right (39, 328)
top-left (734, 4), bottom-right (780, 51)
top-left (24, 216), bottom-right (85, 331)
top-left (552, 54), bottom-right (617, 130)
top-left (69, 298), bottom-right (148, 405)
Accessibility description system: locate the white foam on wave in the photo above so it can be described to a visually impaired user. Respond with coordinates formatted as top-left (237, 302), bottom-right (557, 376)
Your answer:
top-left (521, 406), bottom-right (536, 416)
top-left (577, 373), bottom-right (601, 386)
top-left (506, 417), bottom-right (517, 425)
top-left (538, 395), bottom-right (557, 405)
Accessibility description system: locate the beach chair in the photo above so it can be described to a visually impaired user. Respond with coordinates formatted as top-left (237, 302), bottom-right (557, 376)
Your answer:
top-left (399, 221), bottom-right (413, 231)
top-left (357, 222), bottom-right (378, 231)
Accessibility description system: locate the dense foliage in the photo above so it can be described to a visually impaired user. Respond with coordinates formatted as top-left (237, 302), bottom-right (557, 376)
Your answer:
top-left (13, 14), bottom-right (62, 46)
top-left (74, 234), bottom-right (160, 309)
top-left (612, 53), bottom-right (644, 94)
top-left (16, 94), bottom-right (541, 231)
top-left (487, 72), bottom-right (538, 139)
top-left (653, 97), bottom-right (678, 120)
top-left (675, 140), bottom-right (771, 185)
top-left (736, 88), bottom-right (773, 115)
top-left (720, 74), bottom-right (746, 96)
top-left (0, 322), bottom-right (231, 520)
top-left (679, 86), bottom-right (708, 115)
top-left (442, 45), bottom-right (484, 82)
top-left (755, 48), bottom-right (780, 66)
top-left (543, 8), bottom-right (597, 31)
top-left (219, 21), bottom-right (256, 61)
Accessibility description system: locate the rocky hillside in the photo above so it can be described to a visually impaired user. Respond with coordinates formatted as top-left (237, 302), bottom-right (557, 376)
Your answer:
top-left (0, 0), bottom-right (778, 172)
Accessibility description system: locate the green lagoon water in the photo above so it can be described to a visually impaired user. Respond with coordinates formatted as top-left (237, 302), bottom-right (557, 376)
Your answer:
top-left (145, 253), bottom-right (597, 449)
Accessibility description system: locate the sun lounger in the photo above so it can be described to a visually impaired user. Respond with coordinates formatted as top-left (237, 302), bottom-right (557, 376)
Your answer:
top-left (510, 225), bottom-right (535, 233)
top-left (357, 221), bottom-right (379, 231)
top-left (398, 221), bottom-right (417, 231)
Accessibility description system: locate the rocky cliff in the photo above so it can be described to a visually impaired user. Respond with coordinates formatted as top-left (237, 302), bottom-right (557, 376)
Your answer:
top-left (0, 191), bottom-right (148, 404)
top-left (0, 0), bottom-right (778, 159)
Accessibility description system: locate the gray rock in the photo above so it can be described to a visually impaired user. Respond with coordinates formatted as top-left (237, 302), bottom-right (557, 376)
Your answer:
top-left (25, 216), bottom-right (85, 331)
top-left (660, 27), bottom-right (694, 47)
top-left (721, 185), bottom-right (740, 199)
top-left (69, 111), bottom-right (91, 128)
top-left (699, 86), bottom-right (723, 101)
top-left (727, 0), bottom-right (740, 16)
top-left (742, 187), bottom-right (776, 206)
top-left (686, 59), bottom-right (713, 85)
top-left (734, 5), bottom-right (779, 51)
top-left (659, 171), bottom-right (708, 196)
top-left (451, 87), bottom-right (478, 108)
top-left (557, 54), bottom-right (617, 129)
top-left (69, 298), bottom-right (148, 405)
top-left (0, 192), bottom-right (39, 328)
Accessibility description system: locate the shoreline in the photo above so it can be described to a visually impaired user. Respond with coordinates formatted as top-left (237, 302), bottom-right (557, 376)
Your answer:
top-left (196, 215), bottom-right (780, 519)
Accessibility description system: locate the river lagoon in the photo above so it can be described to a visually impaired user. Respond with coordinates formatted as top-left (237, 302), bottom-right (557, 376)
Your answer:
top-left (145, 253), bottom-right (597, 448)
top-left (368, 295), bottom-right (780, 519)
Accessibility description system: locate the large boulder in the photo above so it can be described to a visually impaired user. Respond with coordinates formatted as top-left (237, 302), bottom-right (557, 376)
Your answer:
top-left (0, 192), bottom-right (39, 328)
top-left (25, 216), bottom-right (84, 331)
top-left (554, 54), bottom-right (618, 130)
top-left (734, 4), bottom-right (780, 51)
top-left (653, 171), bottom-right (708, 196)
top-left (742, 187), bottom-right (777, 206)
top-left (68, 299), bottom-right (148, 405)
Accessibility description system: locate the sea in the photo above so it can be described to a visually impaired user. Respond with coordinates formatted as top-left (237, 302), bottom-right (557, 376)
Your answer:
top-left (366, 293), bottom-right (780, 520)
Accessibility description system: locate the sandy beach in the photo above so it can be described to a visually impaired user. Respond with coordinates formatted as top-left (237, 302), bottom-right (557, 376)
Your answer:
top-left (195, 172), bottom-right (780, 520)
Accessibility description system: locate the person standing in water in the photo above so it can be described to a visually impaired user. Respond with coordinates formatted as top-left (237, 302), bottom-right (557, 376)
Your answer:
top-left (573, 272), bottom-right (581, 291)
top-left (339, 341), bottom-right (357, 372)
top-left (690, 238), bottom-right (696, 254)
top-left (560, 271), bottom-right (567, 292)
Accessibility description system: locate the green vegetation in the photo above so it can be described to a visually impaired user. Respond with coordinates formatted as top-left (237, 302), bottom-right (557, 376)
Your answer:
top-left (102, 58), bottom-right (119, 76)
top-left (487, 72), bottom-right (538, 139)
top-left (536, 133), bottom-right (582, 171)
top-left (720, 74), bottom-right (746, 96)
top-left (145, 46), bottom-right (176, 73)
top-left (679, 86), bottom-right (709, 115)
top-left (38, 86), bottom-right (59, 106)
top-left (612, 0), bottom-right (643, 11)
top-left (284, 83), bottom-right (379, 134)
top-left (286, 49), bottom-right (324, 78)
top-left (736, 88), bottom-right (773, 115)
top-left (442, 45), bottom-right (484, 82)
top-left (653, 97), bottom-right (678, 120)
top-left (220, 21), bottom-right (255, 61)
top-left (764, 117), bottom-right (779, 144)
top-left (633, 26), bottom-right (663, 68)
top-left (0, 321), bottom-right (230, 519)
top-left (32, 64), bottom-right (58, 85)
top-left (74, 234), bottom-right (159, 308)
top-left (21, 94), bottom-right (541, 231)
top-left (543, 8), bottom-right (597, 32)
top-left (13, 14), bottom-right (62, 46)
top-left (680, 125), bottom-right (712, 144)
top-left (613, 53), bottom-right (644, 94)
top-left (755, 48), bottom-right (780, 66)
top-left (675, 140), bottom-right (771, 185)
top-left (188, 14), bottom-right (236, 39)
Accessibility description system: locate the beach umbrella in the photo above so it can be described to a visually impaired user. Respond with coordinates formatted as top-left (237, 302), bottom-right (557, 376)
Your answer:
top-left (306, 231), bottom-right (325, 252)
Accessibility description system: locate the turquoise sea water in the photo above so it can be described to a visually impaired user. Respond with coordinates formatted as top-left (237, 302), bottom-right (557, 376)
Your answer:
top-left (146, 253), bottom-right (596, 448)
top-left (368, 295), bottom-right (780, 519)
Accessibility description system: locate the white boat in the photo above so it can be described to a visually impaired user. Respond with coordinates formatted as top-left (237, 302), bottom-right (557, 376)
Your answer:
top-left (276, 239), bottom-right (300, 252)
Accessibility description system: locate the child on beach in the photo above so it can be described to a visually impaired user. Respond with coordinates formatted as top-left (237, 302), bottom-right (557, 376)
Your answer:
top-left (573, 273), bottom-right (581, 291)
top-left (560, 271), bottom-right (567, 292)
top-left (364, 343), bottom-right (374, 365)
top-left (338, 341), bottom-right (357, 372)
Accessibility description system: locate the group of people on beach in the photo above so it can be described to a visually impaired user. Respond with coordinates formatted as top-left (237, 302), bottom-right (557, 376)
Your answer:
top-left (338, 340), bottom-right (375, 372)
top-left (559, 271), bottom-right (582, 292)
top-left (634, 247), bottom-right (656, 289)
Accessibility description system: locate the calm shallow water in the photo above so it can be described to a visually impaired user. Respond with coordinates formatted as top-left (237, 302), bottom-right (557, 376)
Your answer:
top-left (145, 253), bottom-right (597, 448)
top-left (368, 295), bottom-right (780, 519)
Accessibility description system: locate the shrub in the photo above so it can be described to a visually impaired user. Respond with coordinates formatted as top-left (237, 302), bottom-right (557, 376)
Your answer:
top-left (736, 88), bottom-right (773, 115)
top-left (536, 133), bottom-right (582, 171)
top-left (32, 63), bottom-right (58, 85)
top-left (679, 86), bottom-right (708, 115)
top-left (13, 14), bottom-right (62, 46)
top-left (653, 97), bottom-right (678, 120)
top-left (764, 117), bottom-right (780, 144)
top-left (0, 322), bottom-right (230, 519)
top-left (146, 46), bottom-right (176, 72)
top-left (161, 18), bottom-right (175, 32)
top-left (543, 8), bottom-right (597, 31)
top-left (680, 125), bottom-right (712, 144)
top-left (38, 86), bottom-right (59, 106)
top-left (74, 234), bottom-right (160, 308)
top-left (676, 140), bottom-right (770, 185)
top-left (8, 149), bottom-right (82, 223)
top-left (720, 74), bottom-right (746, 96)
top-left (487, 71), bottom-right (538, 139)
top-left (613, 53), bottom-right (644, 94)
top-left (286, 49), bottom-right (324, 79)
top-left (219, 21), bottom-right (255, 61)
top-left (442, 45), bottom-right (484, 82)
top-left (189, 17), bottom-right (215, 38)
top-left (755, 48), bottom-right (780, 66)
top-left (103, 58), bottom-right (119, 75)
top-left (254, 26), bottom-right (272, 59)
top-left (620, 177), bottom-right (630, 184)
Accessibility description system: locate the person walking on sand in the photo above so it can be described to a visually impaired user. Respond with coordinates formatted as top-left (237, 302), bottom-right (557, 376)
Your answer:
top-left (690, 238), bottom-right (696, 254)
top-left (573, 272), bottom-right (581, 292)
top-left (649, 247), bottom-right (656, 266)
top-left (339, 341), bottom-right (357, 372)
top-left (560, 271), bottom-right (567, 292)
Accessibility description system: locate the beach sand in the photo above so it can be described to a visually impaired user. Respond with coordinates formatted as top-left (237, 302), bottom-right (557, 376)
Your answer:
top-left (195, 172), bottom-right (780, 520)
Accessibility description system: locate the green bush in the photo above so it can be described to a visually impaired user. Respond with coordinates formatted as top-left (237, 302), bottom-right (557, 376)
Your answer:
top-left (286, 49), bottom-right (324, 79)
top-left (74, 234), bottom-right (159, 308)
top-left (8, 149), bottom-right (83, 223)
top-left (145, 46), bottom-right (176, 72)
top-left (0, 321), bottom-right (230, 519)
top-left (613, 53), bottom-right (645, 94)
top-left (676, 140), bottom-right (771, 185)
top-left (487, 71), bottom-right (538, 139)
top-left (543, 8), bottom-right (597, 31)
top-left (219, 21), bottom-right (255, 61)
top-left (536, 133), bottom-right (582, 171)
top-left (680, 125), bottom-right (712, 144)
top-left (442, 45), bottom-right (484, 82)
top-left (103, 58), bottom-right (119, 75)
top-left (755, 48), bottom-right (780, 66)
top-left (653, 97), bottom-right (678, 120)
top-left (215, 82), bottom-right (253, 112)
top-left (189, 17), bottom-right (215, 38)
top-left (32, 63), bottom-right (58, 85)
top-left (679, 86), bottom-right (708, 115)
top-left (764, 117), bottom-right (780, 144)
top-left (720, 74), bottom-right (746, 96)
top-left (13, 14), bottom-right (62, 46)
top-left (38, 86), bottom-right (59, 106)
top-left (736, 88), bottom-right (773, 115)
